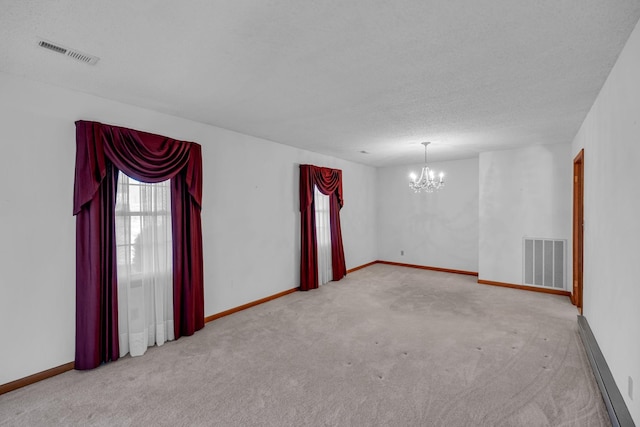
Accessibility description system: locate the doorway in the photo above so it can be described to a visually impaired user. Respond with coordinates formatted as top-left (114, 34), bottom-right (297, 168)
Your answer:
top-left (572, 149), bottom-right (584, 313)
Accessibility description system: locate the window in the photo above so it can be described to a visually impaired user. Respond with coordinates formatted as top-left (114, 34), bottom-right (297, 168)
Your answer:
top-left (115, 174), bottom-right (172, 278)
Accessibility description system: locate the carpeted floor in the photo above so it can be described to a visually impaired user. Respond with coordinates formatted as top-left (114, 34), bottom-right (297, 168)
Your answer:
top-left (0, 264), bottom-right (610, 426)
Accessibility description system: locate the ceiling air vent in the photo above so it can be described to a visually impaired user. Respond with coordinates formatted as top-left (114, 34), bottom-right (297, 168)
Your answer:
top-left (38, 39), bottom-right (100, 65)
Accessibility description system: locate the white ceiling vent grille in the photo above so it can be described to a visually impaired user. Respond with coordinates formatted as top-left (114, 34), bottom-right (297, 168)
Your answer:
top-left (38, 39), bottom-right (100, 65)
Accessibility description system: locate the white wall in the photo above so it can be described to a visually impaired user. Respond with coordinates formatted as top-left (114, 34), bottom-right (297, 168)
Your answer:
top-left (0, 72), bottom-right (377, 385)
top-left (478, 144), bottom-right (572, 285)
top-left (202, 130), bottom-right (377, 315)
top-left (376, 158), bottom-right (479, 272)
top-left (571, 18), bottom-right (640, 423)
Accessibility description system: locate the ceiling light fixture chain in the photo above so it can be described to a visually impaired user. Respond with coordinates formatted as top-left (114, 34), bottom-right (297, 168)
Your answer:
top-left (409, 142), bottom-right (445, 193)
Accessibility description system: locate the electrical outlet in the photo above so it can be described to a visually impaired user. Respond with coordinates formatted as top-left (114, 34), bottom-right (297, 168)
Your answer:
top-left (629, 376), bottom-right (634, 400)
top-left (401, 250), bottom-right (404, 256)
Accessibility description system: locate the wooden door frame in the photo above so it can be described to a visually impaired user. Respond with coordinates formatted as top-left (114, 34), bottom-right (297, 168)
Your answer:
top-left (572, 149), bottom-right (584, 313)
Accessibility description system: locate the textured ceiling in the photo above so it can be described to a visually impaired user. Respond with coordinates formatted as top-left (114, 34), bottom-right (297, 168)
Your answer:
top-left (1, 1), bottom-right (639, 166)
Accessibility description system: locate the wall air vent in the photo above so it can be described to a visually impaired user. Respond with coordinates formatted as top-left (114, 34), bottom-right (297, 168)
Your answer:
top-left (38, 39), bottom-right (100, 65)
top-left (523, 238), bottom-right (566, 289)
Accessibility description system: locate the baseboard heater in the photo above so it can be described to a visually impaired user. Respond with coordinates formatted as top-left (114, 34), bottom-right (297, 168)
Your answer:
top-left (577, 315), bottom-right (634, 427)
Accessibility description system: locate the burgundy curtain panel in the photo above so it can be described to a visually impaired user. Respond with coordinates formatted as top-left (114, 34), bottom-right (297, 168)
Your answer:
top-left (73, 120), bottom-right (204, 370)
top-left (299, 164), bottom-right (347, 291)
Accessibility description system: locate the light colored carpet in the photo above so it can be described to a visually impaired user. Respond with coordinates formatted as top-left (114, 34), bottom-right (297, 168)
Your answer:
top-left (0, 264), bottom-right (610, 426)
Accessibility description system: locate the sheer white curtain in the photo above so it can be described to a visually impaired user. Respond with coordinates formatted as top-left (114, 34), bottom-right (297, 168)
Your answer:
top-left (115, 172), bottom-right (174, 357)
top-left (314, 185), bottom-right (333, 285)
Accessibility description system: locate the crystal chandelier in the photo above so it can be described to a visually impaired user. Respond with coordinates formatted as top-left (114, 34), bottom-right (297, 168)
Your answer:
top-left (409, 142), bottom-right (445, 193)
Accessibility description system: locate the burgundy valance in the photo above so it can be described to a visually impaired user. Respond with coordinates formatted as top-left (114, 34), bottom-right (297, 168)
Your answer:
top-left (74, 121), bottom-right (201, 214)
top-left (299, 165), bottom-right (343, 212)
